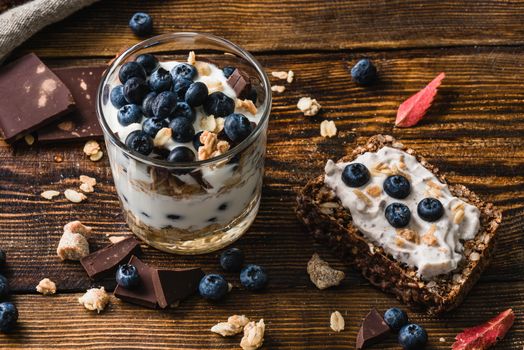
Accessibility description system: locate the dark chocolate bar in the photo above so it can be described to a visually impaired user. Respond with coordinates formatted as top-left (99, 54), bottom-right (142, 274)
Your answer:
top-left (114, 255), bottom-right (158, 309)
top-left (152, 267), bottom-right (204, 309)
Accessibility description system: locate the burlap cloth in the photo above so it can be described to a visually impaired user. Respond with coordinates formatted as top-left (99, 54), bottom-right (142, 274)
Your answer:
top-left (0, 0), bottom-right (100, 62)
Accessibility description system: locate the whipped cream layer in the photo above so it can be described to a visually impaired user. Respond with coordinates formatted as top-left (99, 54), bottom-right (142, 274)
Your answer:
top-left (324, 147), bottom-right (480, 279)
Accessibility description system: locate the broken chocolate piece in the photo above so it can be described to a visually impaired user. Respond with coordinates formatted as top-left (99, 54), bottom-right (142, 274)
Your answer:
top-left (0, 53), bottom-right (75, 143)
top-left (356, 308), bottom-right (391, 350)
top-left (152, 267), bottom-right (204, 309)
top-left (114, 255), bottom-right (158, 309)
top-left (80, 236), bottom-right (141, 279)
top-left (37, 67), bottom-right (106, 142)
top-left (226, 68), bottom-right (251, 99)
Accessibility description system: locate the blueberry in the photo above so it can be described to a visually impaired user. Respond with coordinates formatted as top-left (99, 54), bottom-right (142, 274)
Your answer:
top-left (171, 63), bottom-right (197, 80)
top-left (167, 146), bottom-right (195, 163)
top-left (129, 12), bottom-right (153, 36)
top-left (198, 274), bottom-right (228, 301)
top-left (384, 175), bottom-right (411, 199)
top-left (224, 113), bottom-right (253, 143)
top-left (119, 61), bottom-right (146, 84)
top-left (341, 163), bottom-right (370, 187)
top-left (169, 117), bottom-right (195, 143)
top-left (116, 264), bottom-right (140, 289)
top-left (0, 250), bottom-right (5, 267)
top-left (117, 104), bottom-right (143, 126)
top-left (135, 53), bottom-right (158, 75)
top-left (123, 77), bottom-right (149, 104)
top-left (203, 92), bottom-right (235, 118)
top-left (220, 248), bottom-right (244, 272)
top-left (110, 85), bottom-right (127, 108)
top-left (385, 203), bottom-right (411, 228)
top-left (143, 117), bottom-right (168, 137)
top-left (152, 91), bottom-right (178, 119)
top-left (384, 308), bottom-right (409, 332)
top-left (185, 82), bottom-right (208, 107)
top-left (0, 275), bottom-right (9, 300)
top-left (398, 324), bottom-right (428, 350)
top-left (418, 198), bottom-right (444, 222)
top-left (222, 66), bottom-right (236, 78)
top-left (240, 264), bottom-right (268, 291)
top-left (141, 91), bottom-right (157, 118)
top-left (172, 76), bottom-right (193, 100)
top-left (351, 58), bottom-right (377, 85)
top-left (125, 130), bottom-right (154, 156)
top-left (173, 102), bottom-right (196, 122)
top-left (149, 67), bottom-right (173, 93)
top-left (193, 131), bottom-right (203, 150)
top-left (0, 302), bottom-right (18, 332)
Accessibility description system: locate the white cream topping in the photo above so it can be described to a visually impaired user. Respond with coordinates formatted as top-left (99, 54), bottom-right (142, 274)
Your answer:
top-left (324, 147), bottom-right (480, 279)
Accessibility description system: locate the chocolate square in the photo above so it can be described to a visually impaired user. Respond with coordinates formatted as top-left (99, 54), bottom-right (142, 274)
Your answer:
top-left (356, 308), bottom-right (391, 349)
top-left (152, 267), bottom-right (204, 309)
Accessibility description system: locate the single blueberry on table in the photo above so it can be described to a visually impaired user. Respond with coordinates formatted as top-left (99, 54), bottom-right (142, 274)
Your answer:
top-left (135, 53), bottom-right (158, 75)
top-left (173, 102), bottom-right (196, 123)
top-left (398, 323), bottom-right (428, 350)
top-left (123, 77), bottom-right (149, 104)
top-left (167, 146), bottom-right (196, 163)
top-left (169, 117), bottom-right (195, 143)
top-left (129, 12), bottom-right (153, 36)
top-left (193, 131), bottom-right (204, 150)
top-left (385, 202), bottom-right (411, 228)
top-left (171, 63), bottom-right (197, 80)
top-left (203, 91), bottom-right (235, 118)
top-left (198, 274), bottom-right (229, 301)
top-left (384, 308), bottom-right (409, 332)
top-left (118, 61), bottom-right (146, 84)
top-left (0, 275), bottom-right (9, 299)
top-left (152, 91), bottom-right (178, 119)
top-left (240, 264), bottom-right (268, 291)
top-left (172, 76), bottom-right (193, 100)
top-left (110, 85), bottom-right (127, 108)
top-left (125, 130), bottom-right (154, 156)
top-left (351, 58), bottom-right (377, 85)
top-left (149, 67), bottom-right (173, 93)
top-left (117, 104), bottom-right (142, 126)
top-left (384, 175), bottom-right (411, 199)
top-left (0, 302), bottom-right (18, 332)
top-left (341, 163), bottom-right (370, 187)
top-left (224, 113), bottom-right (253, 143)
top-left (141, 91), bottom-right (158, 118)
top-left (220, 248), bottom-right (245, 272)
top-left (143, 117), bottom-right (167, 137)
top-left (185, 82), bottom-right (208, 107)
top-left (116, 264), bottom-right (140, 289)
top-left (418, 198), bottom-right (444, 222)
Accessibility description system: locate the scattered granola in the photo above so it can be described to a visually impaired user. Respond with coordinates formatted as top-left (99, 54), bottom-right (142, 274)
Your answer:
top-left (64, 220), bottom-right (92, 235)
top-left (271, 85), bottom-right (285, 93)
top-left (89, 150), bottom-right (104, 162)
top-left (24, 134), bottom-right (35, 145)
top-left (286, 70), bottom-right (294, 83)
top-left (421, 224), bottom-right (438, 246)
top-left (211, 315), bottom-right (251, 337)
top-left (108, 235), bottom-right (128, 244)
top-left (236, 98), bottom-right (257, 115)
top-left (64, 189), bottom-right (87, 203)
top-left (320, 120), bottom-right (337, 138)
top-left (187, 51), bottom-right (196, 65)
top-left (271, 71), bottom-right (288, 80)
top-left (229, 315), bottom-right (250, 328)
top-left (79, 183), bottom-right (94, 193)
top-left (307, 253), bottom-right (345, 290)
top-left (78, 287), bottom-right (110, 313)
top-left (57, 231), bottom-right (89, 261)
top-left (330, 311), bottom-right (345, 332)
top-left (40, 190), bottom-right (60, 200)
top-left (83, 140), bottom-right (100, 156)
top-left (36, 278), bottom-right (57, 295)
top-left (79, 175), bottom-right (96, 187)
top-left (153, 127), bottom-right (172, 147)
top-left (397, 228), bottom-right (419, 244)
top-left (240, 319), bottom-right (265, 350)
top-left (297, 96), bottom-right (321, 116)
top-left (353, 189), bottom-right (372, 207)
top-left (53, 155), bottom-right (64, 163)
top-left (195, 61), bottom-right (212, 76)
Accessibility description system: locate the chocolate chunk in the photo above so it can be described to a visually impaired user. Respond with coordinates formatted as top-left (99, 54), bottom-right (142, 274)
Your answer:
top-left (80, 236), bottom-right (141, 280)
top-left (0, 53), bottom-right (75, 143)
top-left (356, 308), bottom-right (391, 349)
top-left (226, 68), bottom-right (251, 99)
top-left (114, 255), bottom-right (158, 309)
top-left (152, 267), bottom-right (204, 309)
top-left (37, 67), bottom-right (106, 142)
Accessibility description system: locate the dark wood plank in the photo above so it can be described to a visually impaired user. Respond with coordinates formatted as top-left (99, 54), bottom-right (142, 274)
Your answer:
top-left (10, 0), bottom-right (524, 58)
top-left (0, 281), bottom-right (521, 349)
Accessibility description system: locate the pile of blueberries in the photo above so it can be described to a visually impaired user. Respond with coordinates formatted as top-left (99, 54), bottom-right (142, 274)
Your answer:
top-left (110, 53), bottom-right (256, 161)
top-left (383, 307), bottom-right (428, 349)
top-left (0, 250), bottom-right (18, 332)
top-left (199, 247), bottom-right (268, 301)
top-left (342, 163), bottom-right (445, 227)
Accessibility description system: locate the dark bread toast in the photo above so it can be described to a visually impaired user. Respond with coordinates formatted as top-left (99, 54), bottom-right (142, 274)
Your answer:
top-left (296, 135), bottom-right (502, 315)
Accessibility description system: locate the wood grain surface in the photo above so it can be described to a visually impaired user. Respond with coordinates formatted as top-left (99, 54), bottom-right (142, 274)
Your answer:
top-left (0, 0), bottom-right (523, 349)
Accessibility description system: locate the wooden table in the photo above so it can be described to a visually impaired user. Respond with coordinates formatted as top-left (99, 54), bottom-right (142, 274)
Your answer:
top-left (0, 0), bottom-right (523, 348)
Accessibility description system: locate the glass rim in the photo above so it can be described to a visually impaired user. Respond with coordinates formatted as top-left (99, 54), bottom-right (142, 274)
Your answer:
top-left (96, 32), bottom-right (272, 169)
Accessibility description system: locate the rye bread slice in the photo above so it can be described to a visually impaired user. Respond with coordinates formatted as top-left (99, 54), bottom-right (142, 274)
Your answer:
top-left (296, 134), bottom-right (502, 315)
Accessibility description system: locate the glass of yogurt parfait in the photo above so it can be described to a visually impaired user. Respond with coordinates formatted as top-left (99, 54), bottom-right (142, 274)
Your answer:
top-left (96, 33), bottom-right (271, 254)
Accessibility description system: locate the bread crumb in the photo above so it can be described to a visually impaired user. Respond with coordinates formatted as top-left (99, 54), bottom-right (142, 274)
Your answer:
top-left (36, 278), bottom-right (57, 295)
top-left (307, 253), bottom-right (345, 290)
top-left (240, 319), bottom-right (265, 350)
top-left (78, 287), bottom-right (110, 313)
top-left (297, 97), bottom-right (321, 116)
top-left (330, 311), bottom-right (345, 332)
top-left (320, 120), bottom-right (337, 138)
top-left (41, 190), bottom-right (60, 200)
top-left (271, 85), bottom-right (286, 93)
